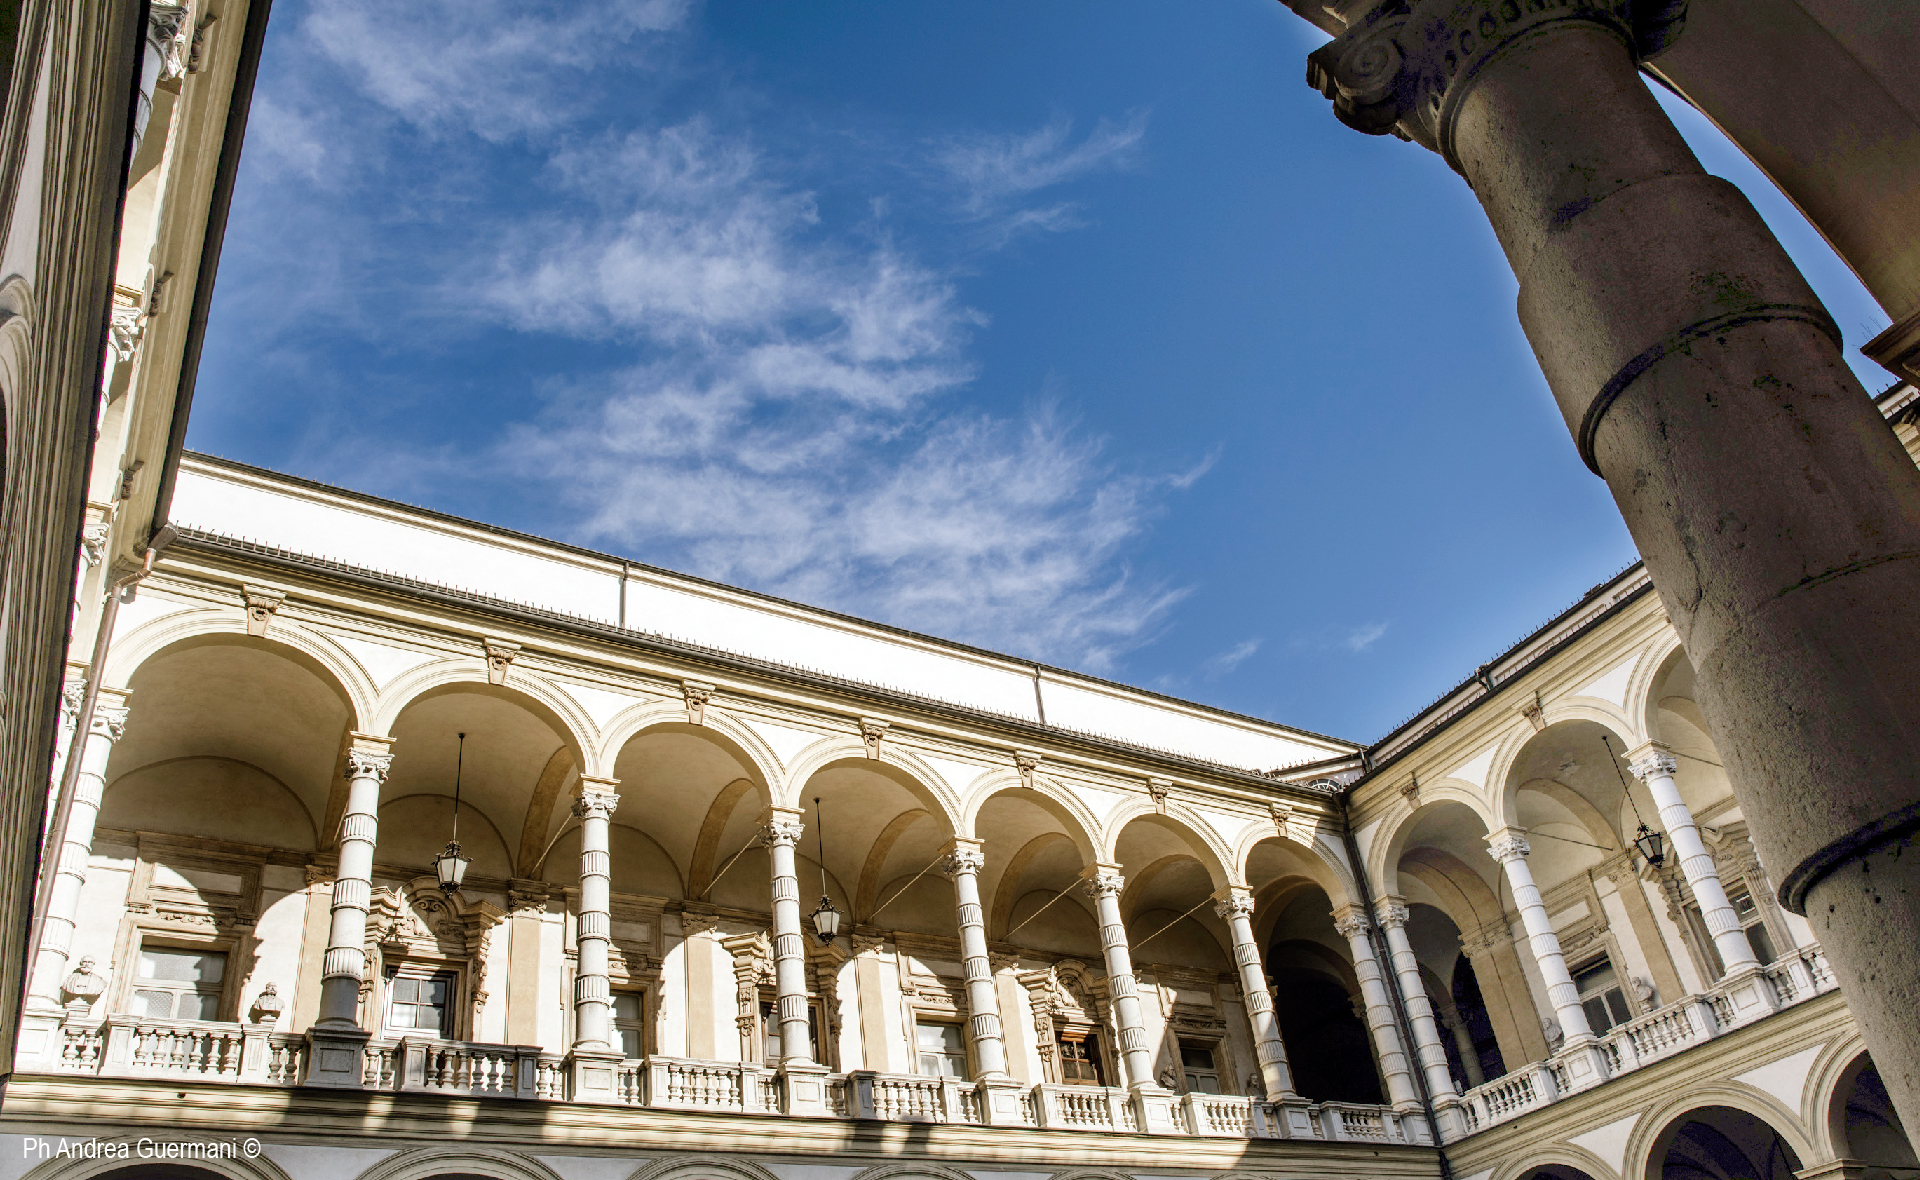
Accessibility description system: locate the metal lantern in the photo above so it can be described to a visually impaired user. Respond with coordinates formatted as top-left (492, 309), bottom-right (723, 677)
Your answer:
top-left (434, 732), bottom-right (472, 895)
top-left (1633, 823), bottom-right (1667, 868)
top-left (809, 795), bottom-right (840, 945)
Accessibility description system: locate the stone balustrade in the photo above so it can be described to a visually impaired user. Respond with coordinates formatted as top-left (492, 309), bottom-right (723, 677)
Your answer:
top-left (1457, 946), bottom-right (1839, 1139)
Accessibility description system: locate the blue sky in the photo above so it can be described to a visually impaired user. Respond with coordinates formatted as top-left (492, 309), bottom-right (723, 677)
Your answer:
top-left (190, 0), bottom-right (1891, 745)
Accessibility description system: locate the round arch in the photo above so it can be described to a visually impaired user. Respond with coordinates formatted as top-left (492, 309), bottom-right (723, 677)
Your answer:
top-left (106, 614), bottom-right (372, 731)
top-left (962, 772), bottom-right (1101, 862)
top-left (1370, 796), bottom-right (1499, 901)
top-left (374, 662), bottom-right (594, 767)
top-left (1627, 1090), bottom-right (1815, 1180)
top-left (1102, 805), bottom-right (1234, 891)
top-left (354, 1147), bottom-right (566, 1180)
top-left (626, 1156), bottom-right (784, 1180)
top-left (783, 740), bottom-right (962, 837)
top-left (596, 702), bottom-right (780, 791)
top-left (1634, 636), bottom-right (1690, 743)
top-left (848, 1165), bottom-right (979, 1180)
top-left (1493, 715), bottom-right (1642, 835)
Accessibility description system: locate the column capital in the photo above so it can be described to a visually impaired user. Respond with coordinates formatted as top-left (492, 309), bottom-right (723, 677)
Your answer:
top-left (761, 808), bottom-right (805, 848)
top-left (943, 840), bottom-right (986, 877)
top-left (1213, 888), bottom-right (1255, 920)
top-left (1373, 897), bottom-right (1410, 930)
top-left (1486, 829), bottom-right (1531, 863)
top-left (573, 776), bottom-right (622, 819)
top-left (1331, 905), bottom-right (1371, 941)
top-left (90, 688), bottom-right (132, 741)
top-left (1303, 0), bottom-right (1685, 170)
top-left (345, 733), bottom-right (395, 782)
top-left (1627, 742), bottom-right (1679, 781)
top-left (1081, 865), bottom-right (1124, 898)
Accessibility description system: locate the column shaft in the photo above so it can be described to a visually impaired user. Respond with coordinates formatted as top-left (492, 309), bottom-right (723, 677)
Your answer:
top-left (764, 811), bottom-right (814, 1063)
top-left (572, 778), bottom-right (621, 1050)
top-left (1084, 868), bottom-right (1156, 1090)
top-left (317, 734), bottom-right (392, 1028)
top-left (1443, 1010), bottom-right (1485, 1089)
top-left (1376, 900), bottom-right (1461, 1100)
top-left (1632, 745), bottom-right (1757, 975)
top-left (1333, 908), bottom-right (1420, 1108)
top-left (946, 842), bottom-right (1009, 1078)
top-left (1487, 832), bottom-right (1592, 1042)
top-left (30, 690), bottom-right (128, 1004)
top-left (1217, 891), bottom-right (1295, 1098)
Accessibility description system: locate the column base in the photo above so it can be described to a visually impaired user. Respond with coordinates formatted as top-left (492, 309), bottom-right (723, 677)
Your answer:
top-left (779, 1060), bottom-right (833, 1117)
top-left (566, 1046), bottom-right (627, 1105)
top-left (1551, 1037), bottom-right (1613, 1095)
top-left (304, 1025), bottom-right (370, 1088)
top-left (13, 1006), bottom-right (66, 1071)
top-left (1429, 1096), bottom-right (1471, 1143)
top-left (1127, 1084), bottom-right (1185, 1135)
top-left (975, 1076), bottom-right (1029, 1126)
top-left (1714, 964), bottom-right (1783, 1029)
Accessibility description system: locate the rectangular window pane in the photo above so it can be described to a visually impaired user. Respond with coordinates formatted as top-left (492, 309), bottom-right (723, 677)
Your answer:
top-left (139, 949), bottom-right (225, 984)
top-left (613, 993), bottom-right (642, 1021)
top-left (1582, 996), bottom-right (1613, 1035)
top-left (1605, 988), bottom-right (1632, 1026)
top-left (136, 989), bottom-right (175, 1018)
top-left (916, 1023), bottom-right (966, 1078)
top-left (618, 1026), bottom-right (644, 1060)
top-left (1730, 890), bottom-right (1759, 921)
top-left (1573, 960), bottom-right (1618, 995)
top-left (179, 991), bottom-right (221, 1021)
top-left (1180, 1044), bottom-right (1215, 1070)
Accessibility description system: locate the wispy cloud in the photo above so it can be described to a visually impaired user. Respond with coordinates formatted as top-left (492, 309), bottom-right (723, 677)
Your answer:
top-left (1201, 637), bottom-right (1264, 679)
top-left (935, 113), bottom-right (1147, 246)
top-left (1344, 622), bottom-right (1389, 653)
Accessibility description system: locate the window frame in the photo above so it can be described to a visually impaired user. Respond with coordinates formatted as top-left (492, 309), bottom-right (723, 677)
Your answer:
top-left (611, 989), bottom-right (647, 1061)
top-left (1177, 1038), bottom-right (1223, 1094)
top-left (129, 943), bottom-right (230, 1023)
top-left (914, 1020), bottom-right (970, 1081)
top-left (1054, 1027), bottom-right (1108, 1088)
top-left (1570, 955), bottom-right (1633, 1035)
top-left (380, 964), bottom-right (459, 1040)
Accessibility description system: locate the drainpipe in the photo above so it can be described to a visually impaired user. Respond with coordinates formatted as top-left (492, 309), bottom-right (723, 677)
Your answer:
top-left (25, 526), bottom-right (175, 984)
top-left (1336, 787), bottom-right (1453, 1175)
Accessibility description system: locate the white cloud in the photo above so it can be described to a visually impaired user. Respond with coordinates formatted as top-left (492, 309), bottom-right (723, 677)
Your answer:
top-left (1344, 622), bottom-right (1389, 652)
top-left (301, 0), bottom-right (689, 141)
top-left (1201, 637), bottom-right (1264, 679)
top-left (939, 113), bottom-right (1148, 215)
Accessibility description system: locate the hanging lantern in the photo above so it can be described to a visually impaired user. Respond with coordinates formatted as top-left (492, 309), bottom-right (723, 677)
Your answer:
top-left (809, 795), bottom-right (840, 945)
top-left (434, 732), bottom-right (472, 895)
top-left (1633, 823), bottom-right (1666, 868)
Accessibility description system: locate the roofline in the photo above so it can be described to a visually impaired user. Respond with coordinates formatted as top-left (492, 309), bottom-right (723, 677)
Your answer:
top-left (168, 527), bottom-right (1348, 798)
top-left (182, 452), bottom-right (1359, 752)
top-left (1352, 560), bottom-right (1655, 784)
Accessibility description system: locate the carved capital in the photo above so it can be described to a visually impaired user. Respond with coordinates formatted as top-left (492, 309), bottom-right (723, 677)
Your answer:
top-left (1082, 870), bottom-right (1124, 899)
top-left (762, 816), bottom-right (805, 848)
top-left (1519, 696), bottom-right (1547, 732)
top-left (572, 776), bottom-right (622, 820)
top-left (1374, 899), bottom-right (1410, 930)
top-left (1332, 910), bottom-right (1372, 942)
top-left (1628, 743), bottom-right (1679, 781)
top-left (482, 638), bottom-right (520, 685)
top-left (944, 845), bottom-right (986, 878)
top-left (1486, 830), bottom-right (1531, 863)
top-left (345, 744), bottom-right (394, 784)
top-left (1305, 0), bottom-right (1687, 169)
top-left (80, 522), bottom-right (110, 568)
top-left (1213, 892), bottom-right (1256, 921)
top-left (91, 698), bottom-right (131, 743)
top-left (242, 585), bottom-right (285, 637)
top-left (508, 882), bottom-right (551, 916)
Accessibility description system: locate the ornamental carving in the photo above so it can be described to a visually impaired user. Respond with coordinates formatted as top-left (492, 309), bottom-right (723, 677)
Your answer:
top-left (242, 586), bottom-right (284, 636)
top-left (572, 787), bottom-right (622, 821)
top-left (1305, 0), bottom-right (1688, 167)
top-left (1147, 778), bottom-right (1171, 813)
top-left (1015, 750), bottom-right (1041, 788)
top-left (1332, 911), bottom-right (1372, 941)
top-left (859, 717), bottom-right (889, 758)
top-left (762, 817), bottom-right (805, 848)
top-left (1083, 871), bottom-right (1124, 900)
top-left (944, 846), bottom-right (986, 877)
top-left (1374, 900), bottom-right (1410, 929)
top-left (1629, 746), bottom-right (1679, 781)
top-left (682, 680), bottom-right (713, 725)
top-left (1213, 894), bottom-right (1256, 921)
top-left (345, 747), bottom-right (394, 783)
top-left (1486, 832), bottom-right (1532, 862)
top-left (482, 637), bottom-right (520, 685)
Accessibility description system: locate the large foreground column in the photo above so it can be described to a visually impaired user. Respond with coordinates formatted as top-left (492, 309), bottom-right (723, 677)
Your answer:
top-left (1216, 889), bottom-right (1295, 1099)
top-left (1304, 0), bottom-right (1920, 1131)
top-left (1630, 743), bottom-right (1757, 977)
top-left (308, 733), bottom-right (393, 1087)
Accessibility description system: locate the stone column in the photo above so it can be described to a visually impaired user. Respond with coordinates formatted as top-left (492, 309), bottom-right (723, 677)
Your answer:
top-left (567, 776), bottom-right (624, 1103)
top-left (1630, 743), bottom-right (1757, 976)
top-left (1215, 889), bottom-right (1296, 1098)
top-left (28, 688), bottom-right (129, 1009)
top-left (945, 841), bottom-right (1009, 1077)
top-left (1332, 906), bottom-right (1420, 1110)
top-left (1485, 831), bottom-right (1593, 1043)
top-left (307, 733), bottom-right (393, 1087)
top-left (1083, 867), bottom-right (1154, 1089)
top-left (1375, 898), bottom-right (1462, 1102)
top-left (1303, 0), bottom-right (1920, 1131)
top-left (765, 809), bottom-right (831, 1115)
top-left (1440, 1008), bottom-right (1485, 1089)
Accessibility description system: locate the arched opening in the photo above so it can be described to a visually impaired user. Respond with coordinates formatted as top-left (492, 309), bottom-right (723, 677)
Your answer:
top-left (1651, 1105), bottom-right (1803, 1180)
top-left (1830, 1053), bottom-right (1919, 1177)
top-left (1448, 951), bottom-right (1505, 1084)
top-left (1264, 883), bottom-right (1382, 1105)
top-left (1515, 1168), bottom-right (1599, 1180)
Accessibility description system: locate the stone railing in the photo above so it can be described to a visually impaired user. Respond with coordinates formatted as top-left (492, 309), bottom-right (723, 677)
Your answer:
top-left (361, 1037), bottom-right (544, 1099)
top-left (1456, 945), bottom-right (1840, 1140)
top-left (51, 1018), bottom-right (287, 1083)
top-left (644, 1057), bottom-right (781, 1114)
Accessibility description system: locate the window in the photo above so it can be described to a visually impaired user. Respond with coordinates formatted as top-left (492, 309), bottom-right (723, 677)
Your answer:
top-left (1728, 888), bottom-right (1778, 967)
top-left (759, 999), bottom-right (819, 1065)
top-left (133, 947), bottom-right (226, 1021)
top-left (612, 991), bottom-right (645, 1060)
top-left (1573, 959), bottom-right (1632, 1034)
top-left (384, 970), bottom-right (455, 1038)
top-left (1057, 1030), bottom-right (1105, 1086)
top-left (1180, 1041), bottom-right (1222, 1094)
top-left (916, 1022), bottom-right (968, 1079)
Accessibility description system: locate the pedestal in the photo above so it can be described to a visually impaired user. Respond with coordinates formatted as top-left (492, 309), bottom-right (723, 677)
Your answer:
top-left (304, 1025), bottom-right (370, 1089)
top-left (976, 1076), bottom-right (1028, 1126)
top-left (567, 1046), bottom-right (626, 1105)
top-left (1714, 964), bottom-right (1784, 1029)
top-left (779, 1059), bottom-right (833, 1117)
top-left (1128, 1085), bottom-right (1185, 1135)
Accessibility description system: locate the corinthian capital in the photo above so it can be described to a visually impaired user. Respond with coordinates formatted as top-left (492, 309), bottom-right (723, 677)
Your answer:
top-left (1628, 743), bottom-right (1678, 781)
top-left (573, 777), bottom-right (622, 820)
top-left (1373, 899), bottom-right (1410, 929)
top-left (1486, 830), bottom-right (1531, 863)
top-left (762, 816), bottom-right (805, 848)
top-left (943, 845), bottom-right (986, 877)
top-left (345, 734), bottom-right (395, 783)
top-left (1213, 892), bottom-right (1256, 921)
top-left (1305, 0), bottom-right (1688, 168)
top-left (1332, 909), bottom-right (1372, 941)
top-left (1082, 870), bottom-right (1125, 899)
